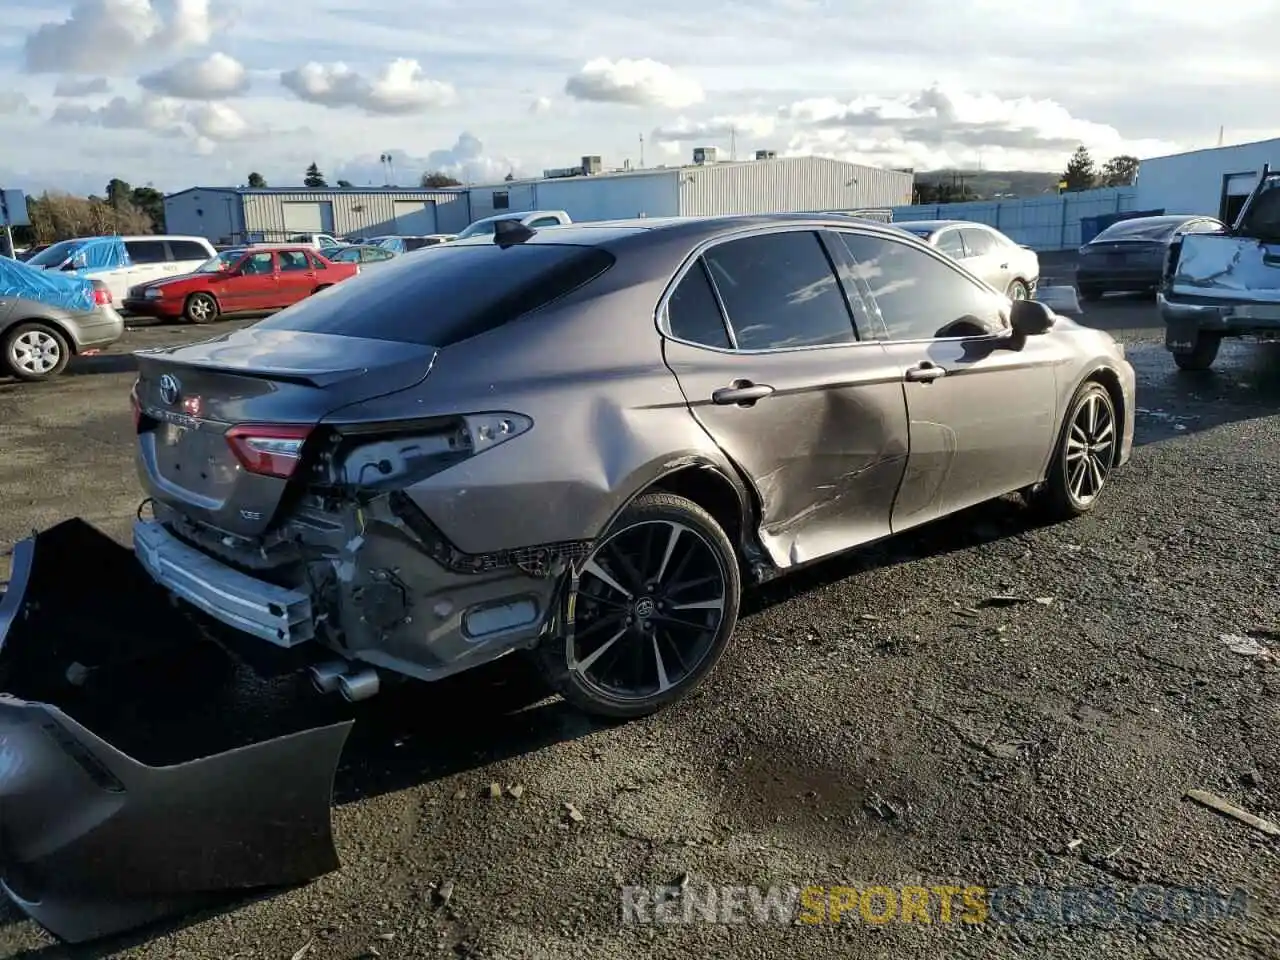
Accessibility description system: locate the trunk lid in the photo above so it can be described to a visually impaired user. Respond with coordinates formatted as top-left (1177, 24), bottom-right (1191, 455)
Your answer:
top-left (1082, 239), bottom-right (1165, 266)
top-left (134, 326), bottom-right (437, 537)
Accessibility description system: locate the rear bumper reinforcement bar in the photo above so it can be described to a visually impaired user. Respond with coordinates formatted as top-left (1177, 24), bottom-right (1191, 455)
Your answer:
top-left (134, 518), bottom-right (315, 647)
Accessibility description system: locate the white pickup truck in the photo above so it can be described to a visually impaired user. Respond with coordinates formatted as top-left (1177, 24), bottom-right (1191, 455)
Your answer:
top-left (287, 233), bottom-right (344, 251)
top-left (1158, 165), bottom-right (1280, 370)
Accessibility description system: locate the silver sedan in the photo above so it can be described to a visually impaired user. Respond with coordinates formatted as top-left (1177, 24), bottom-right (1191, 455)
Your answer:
top-left (895, 220), bottom-right (1040, 300)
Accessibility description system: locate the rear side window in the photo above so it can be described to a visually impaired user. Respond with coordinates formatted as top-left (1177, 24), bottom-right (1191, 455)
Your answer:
top-left (127, 240), bottom-right (168, 264)
top-left (959, 229), bottom-right (996, 256)
top-left (256, 243), bottom-right (615, 346)
top-left (170, 240), bottom-right (210, 261)
top-left (667, 260), bottom-right (731, 349)
top-left (935, 231), bottom-right (965, 258)
top-left (279, 250), bottom-right (310, 271)
top-left (702, 231), bottom-right (855, 350)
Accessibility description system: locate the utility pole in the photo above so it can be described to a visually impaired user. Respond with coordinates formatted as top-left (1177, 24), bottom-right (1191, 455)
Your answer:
top-left (730, 126), bottom-right (737, 161)
top-left (639, 133), bottom-right (645, 169)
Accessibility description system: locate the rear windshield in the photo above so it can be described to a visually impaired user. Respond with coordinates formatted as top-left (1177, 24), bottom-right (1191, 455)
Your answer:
top-left (1093, 219), bottom-right (1181, 242)
top-left (254, 242), bottom-right (615, 346)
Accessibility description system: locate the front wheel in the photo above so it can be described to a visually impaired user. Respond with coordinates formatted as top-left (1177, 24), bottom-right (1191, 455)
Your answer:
top-left (183, 292), bottom-right (219, 324)
top-left (1078, 284), bottom-right (1104, 302)
top-left (1171, 332), bottom-right (1221, 371)
top-left (1007, 279), bottom-right (1030, 301)
top-left (2, 322), bottom-right (71, 381)
top-left (535, 492), bottom-right (741, 719)
top-left (1028, 381), bottom-right (1117, 521)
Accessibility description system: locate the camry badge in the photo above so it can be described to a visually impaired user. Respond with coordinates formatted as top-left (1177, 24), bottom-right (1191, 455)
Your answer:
top-left (159, 374), bottom-right (181, 405)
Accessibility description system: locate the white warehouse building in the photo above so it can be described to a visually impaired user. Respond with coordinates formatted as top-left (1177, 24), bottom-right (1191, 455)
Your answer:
top-left (467, 153), bottom-right (914, 223)
top-left (163, 186), bottom-right (472, 245)
top-left (1136, 136), bottom-right (1280, 223)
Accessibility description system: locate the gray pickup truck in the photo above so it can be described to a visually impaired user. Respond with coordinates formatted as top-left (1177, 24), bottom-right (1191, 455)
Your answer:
top-left (1158, 164), bottom-right (1280, 371)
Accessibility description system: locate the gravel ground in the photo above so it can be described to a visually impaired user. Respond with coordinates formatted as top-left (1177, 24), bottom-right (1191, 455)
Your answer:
top-left (0, 296), bottom-right (1277, 960)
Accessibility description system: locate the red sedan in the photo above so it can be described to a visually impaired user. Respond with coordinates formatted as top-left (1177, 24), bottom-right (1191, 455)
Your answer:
top-left (123, 245), bottom-right (359, 324)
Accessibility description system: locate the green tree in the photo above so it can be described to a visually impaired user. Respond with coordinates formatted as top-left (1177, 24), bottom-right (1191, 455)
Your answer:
top-left (1098, 154), bottom-right (1139, 188)
top-left (104, 178), bottom-right (132, 208)
top-left (336, 179), bottom-right (354, 188)
top-left (1061, 146), bottom-right (1097, 192)
top-left (130, 185), bottom-right (165, 231)
top-left (303, 163), bottom-right (327, 188)
top-left (247, 171), bottom-right (267, 187)
top-left (420, 170), bottom-right (462, 188)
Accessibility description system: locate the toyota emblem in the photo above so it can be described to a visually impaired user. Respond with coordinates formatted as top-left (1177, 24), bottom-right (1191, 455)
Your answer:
top-left (158, 374), bottom-right (181, 405)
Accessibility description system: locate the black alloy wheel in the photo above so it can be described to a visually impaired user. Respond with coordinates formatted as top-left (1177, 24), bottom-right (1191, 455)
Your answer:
top-left (538, 492), bottom-right (741, 719)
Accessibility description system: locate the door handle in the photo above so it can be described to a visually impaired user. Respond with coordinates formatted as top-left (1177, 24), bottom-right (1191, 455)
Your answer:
top-left (905, 361), bottom-right (946, 383)
top-left (712, 380), bottom-right (774, 406)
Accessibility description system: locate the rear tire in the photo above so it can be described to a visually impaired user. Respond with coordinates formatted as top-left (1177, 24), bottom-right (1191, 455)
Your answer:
top-left (535, 492), bottom-right (741, 720)
top-left (1078, 284), bottom-right (1104, 302)
top-left (1027, 381), bottom-right (1117, 521)
top-left (183, 292), bottom-right (219, 324)
top-left (1171, 333), bottom-right (1221, 371)
top-left (311, 284), bottom-right (332, 296)
top-left (2, 321), bottom-right (71, 382)
top-left (1007, 279), bottom-right (1030, 300)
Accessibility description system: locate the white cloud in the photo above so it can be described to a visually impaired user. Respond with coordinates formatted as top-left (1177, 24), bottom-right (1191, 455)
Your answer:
top-left (530, 96), bottom-right (552, 115)
top-left (425, 132), bottom-right (518, 184)
top-left (51, 93), bottom-right (252, 150)
top-left (652, 113), bottom-right (777, 145)
top-left (22, 0), bottom-right (227, 75)
top-left (775, 85), bottom-right (1181, 171)
top-left (53, 77), bottom-right (111, 97)
top-left (139, 52), bottom-right (249, 100)
top-left (565, 58), bottom-right (703, 109)
top-left (280, 59), bottom-right (457, 115)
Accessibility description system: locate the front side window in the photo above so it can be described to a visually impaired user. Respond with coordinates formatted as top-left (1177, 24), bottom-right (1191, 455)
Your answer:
top-left (838, 232), bottom-right (1007, 341)
top-left (240, 252), bottom-right (274, 275)
top-left (666, 260), bottom-right (731, 349)
top-left (702, 231), bottom-right (855, 351)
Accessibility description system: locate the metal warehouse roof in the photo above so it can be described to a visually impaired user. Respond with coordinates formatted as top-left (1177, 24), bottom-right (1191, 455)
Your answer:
top-left (165, 185), bottom-right (468, 199)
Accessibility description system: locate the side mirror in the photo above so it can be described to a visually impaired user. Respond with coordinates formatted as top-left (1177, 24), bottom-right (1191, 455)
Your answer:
top-left (1009, 298), bottom-right (1055, 337)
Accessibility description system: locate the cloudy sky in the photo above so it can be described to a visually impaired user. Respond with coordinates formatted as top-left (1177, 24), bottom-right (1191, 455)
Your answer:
top-left (0, 0), bottom-right (1274, 196)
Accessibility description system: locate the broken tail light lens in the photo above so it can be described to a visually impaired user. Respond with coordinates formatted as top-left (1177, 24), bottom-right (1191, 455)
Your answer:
top-left (93, 286), bottom-right (113, 306)
top-left (225, 424), bottom-right (314, 478)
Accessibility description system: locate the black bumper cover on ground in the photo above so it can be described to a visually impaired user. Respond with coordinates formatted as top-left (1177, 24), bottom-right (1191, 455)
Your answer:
top-left (0, 519), bottom-right (352, 944)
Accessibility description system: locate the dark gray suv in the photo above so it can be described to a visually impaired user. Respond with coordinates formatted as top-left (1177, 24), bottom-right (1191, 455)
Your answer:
top-left (129, 214), bottom-right (1135, 718)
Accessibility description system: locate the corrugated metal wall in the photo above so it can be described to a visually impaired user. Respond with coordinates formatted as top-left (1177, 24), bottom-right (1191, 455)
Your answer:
top-left (535, 173), bottom-right (679, 221)
top-left (892, 187), bottom-right (1140, 251)
top-left (163, 190), bottom-right (242, 243)
top-left (1135, 139), bottom-right (1279, 218)
top-left (240, 190), bottom-right (468, 240)
top-left (679, 157), bottom-right (913, 216)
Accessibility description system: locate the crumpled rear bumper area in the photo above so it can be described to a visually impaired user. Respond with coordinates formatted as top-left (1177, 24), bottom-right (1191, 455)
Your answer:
top-left (0, 519), bottom-right (353, 944)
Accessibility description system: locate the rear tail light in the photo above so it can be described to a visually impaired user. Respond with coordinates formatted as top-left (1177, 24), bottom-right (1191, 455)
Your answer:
top-left (93, 287), bottom-right (112, 305)
top-left (225, 424), bottom-right (313, 478)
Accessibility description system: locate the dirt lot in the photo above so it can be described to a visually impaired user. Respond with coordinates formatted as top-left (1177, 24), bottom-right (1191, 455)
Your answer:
top-left (1, 295), bottom-right (1277, 960)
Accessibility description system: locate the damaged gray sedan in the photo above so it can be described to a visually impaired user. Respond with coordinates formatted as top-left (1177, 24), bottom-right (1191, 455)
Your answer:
top-left (128, 214), bottom-right (1135, 718)
top-left (1, 213), bottom-right (1136, 943)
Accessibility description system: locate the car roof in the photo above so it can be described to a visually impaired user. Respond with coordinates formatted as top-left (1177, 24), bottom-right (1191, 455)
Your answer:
top-left (445, 213), bottom-right (918, 250)
top-left (1101, 214), bottom-right (1210, 227)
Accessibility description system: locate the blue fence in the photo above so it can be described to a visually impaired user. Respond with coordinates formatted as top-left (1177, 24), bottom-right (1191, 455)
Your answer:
top-left (891, 187), bottom-right (1140, 251)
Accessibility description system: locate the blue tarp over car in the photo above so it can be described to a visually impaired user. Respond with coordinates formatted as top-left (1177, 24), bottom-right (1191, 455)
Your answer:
top-left (25, 236), bottom-right (130, 276)
top-left (0, 252), bottom-right (96, 313)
